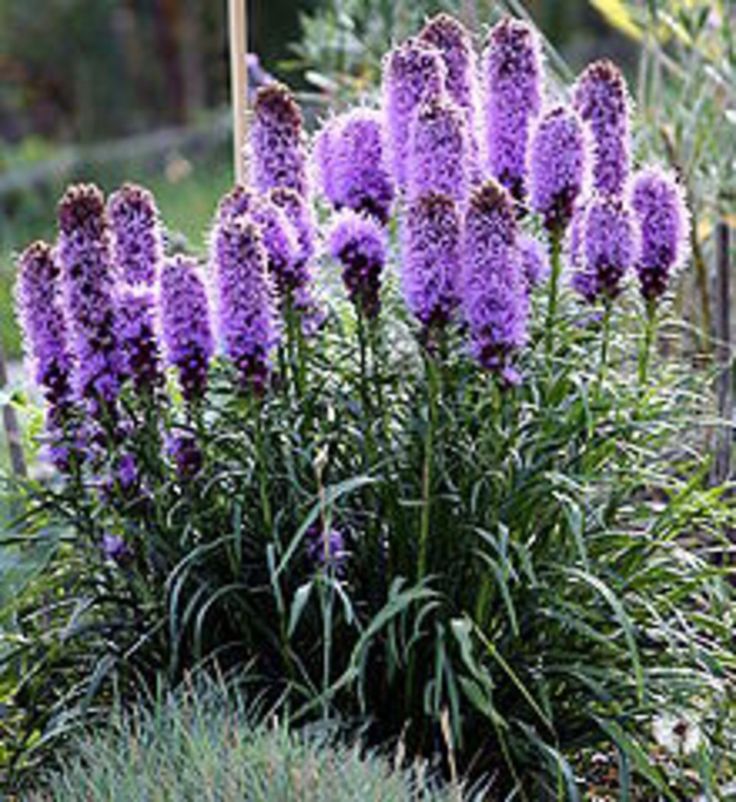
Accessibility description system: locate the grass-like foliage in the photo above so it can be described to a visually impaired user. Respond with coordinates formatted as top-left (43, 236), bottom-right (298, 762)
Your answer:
top-left (28, 678), bottom-right (462, 801)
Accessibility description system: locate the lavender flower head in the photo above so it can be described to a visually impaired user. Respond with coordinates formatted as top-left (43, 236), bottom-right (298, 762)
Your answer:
top-left (382, 37), bottom-right (446, 188)
top-left (631, 167), bottom-right (690, 301)
top-left (483, 17), bottom-right (544, 202)
top-left (517, 234), bottom-right (549, 289)
top-left (313, 109), bottom-right (395, 224)
top-left (407, 95), bottom-right (470, 205)
top-left (529, 106), bottom-right (588, 233)
top-left (159, 256), bottom-right (214, 402)
top-left (57, 183), bottom-right (122, 411)
top-left (306, 523), bottom-right (346, 574)
top-left (107, 183), bottom-right (163, 286)
top-left (214, 214), bottom-right (279, 393)
top-left (402, 193), bottom-right (461, 332)
top-left (419, 13), bottom-right (477, 119)
top-left (328, 210), bottom-right (387, 319)
top-left (250, 83), bottom-right (309, 197)
top-left (573, 60), bottom-right (631, 197)
top-left (117, 288), bottom-right (163, 391)
top-left (572, 193), bottom-right (637, 303)
top-left (462, 180), bottom-right (528, 383)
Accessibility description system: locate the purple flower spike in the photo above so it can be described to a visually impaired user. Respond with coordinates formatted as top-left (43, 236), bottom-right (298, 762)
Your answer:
top-left (118, 288), bottom-right (162, 391)
top-left (518, 234), bottom-right (549, 289)
top-left (107, 183), bottom-right (163, 286)
top-left (631, 167), bottom-right (690, 301)
top-left (250, 83), bottom-right (309, 197)
top-left (313, 109), bottom-right (395, 224)
top-left (574, 193), bottom-right (637, 302)
top-left (573, 60), bottom-right (631, 197)
top-left (57, 184), bottom-right (122, 414)
top-left (214, 215), bottom-right (279, 393)
top-left (306, 523), bottom-right (346, 574)
top-left (483, 17), bottom-right (543, 202)
top-left (408, 96), bottom-right (469, 206)
top-left (382, 37), bottom-right (446, 188)
top-left (168, 433), bottom-right (203, 480)
top-left (328, 210), bottom-right (387, 319)
top-left (462, 181), bottom-right (528, 380)
top-left (402, 193), bottom-right (461, 331)
top-left (159, 256), bottom-right (214, 403)
top-left (529, 106), bottom-right (588, 233)
top-left (419, 13), bottom-right (477, 120)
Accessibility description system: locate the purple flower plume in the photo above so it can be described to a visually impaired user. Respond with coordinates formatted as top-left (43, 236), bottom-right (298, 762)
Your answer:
top-left (529, 106), bottom-right (588, 233)
top-left (483, 17), bottom-right (543, 202)
top-left (573, 60), bottom-right (631, 197)
top-left (573, 193), bottom-right (637, 302)
top-left (250, 83), bottom-right (308, 197)
top-left (402, 193), bottom-right (461, 331)
top-left (107, 183), bottom-right (163, 286)
top-left (117, 288), bottom-right (163, 391)
top-left (159, 256), bottom-right (214, 403)
top-left (407, 96), bottom-right (470, 205)
top-left (462, 180), bottom-right (528, 383)
top-left (518, 234), bottom-right (549, 289)
top-left (168, 433), bottom-right (203, 480)
top-left (382, 37), bottom-right (446, 188)
top-left (16, 241), bottom-right (76, 469)
top-left (313, 109), bottom-right (395, 224)
top-left (328, 210), bottom-right (387, 319)
top-left (58, 183), bottom-right (123, 414)
top-left (214, 214), bottom-right (279, 393)
top-left (631, 167), bottom-right (690, 301)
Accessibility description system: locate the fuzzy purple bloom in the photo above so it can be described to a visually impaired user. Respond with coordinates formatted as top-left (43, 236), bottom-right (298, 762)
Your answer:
top-left (529, 106), bottom-right (588, 232)
top-left (328, 210), bottom-right (387, 319)
top-left (631, 167), bottom-right (690, 301)
top-left (159, 256), bottom-right (214, 403)
top-left (313, 109), bottom-right (395, 224)
top-left (117, 288), bottom-right (162, 391)
top-left (573, 60), bottom-right (631, 197)
top-left (306, 523), bottom-right (346, 574)
top-left (214, 215), bottom-right (279, 393)
top-left (107, 183), bottom-right (163, 286)
top-left (250, 83), bottom-right (309, 197)
top-left (462, 181), bottom-right (528, 382)
top-left (407, 96), bottom-right (470, 205)
top-left (168, 433), bottom-right (203, 480)
top-left (483, 17), bottom-right (543, 202)
top-left (57, 184), bottom-right (123, 413)
top-left (382, 37), bottom-right (446, 189)
top-left (402, 193), bottom-right (461, 331)
top-left (573, 193), bottom-right (637, 302)
top-left (517, 234), bottom-right (549, 289)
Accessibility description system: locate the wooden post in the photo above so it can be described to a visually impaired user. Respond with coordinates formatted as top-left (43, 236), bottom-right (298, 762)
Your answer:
top-left (0, 342), bottom-right (26, 478)
top-left (714, 221), bottom-right (732, 485)
top-left (228, 0), bottom-right (249, 185)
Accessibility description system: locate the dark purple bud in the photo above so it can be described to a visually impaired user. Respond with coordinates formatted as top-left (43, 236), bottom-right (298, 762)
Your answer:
top-left (101, 533), bottom-right (133, 566)
top-left (306, 523), bottom-right (346, 574)
top-left (118, 289), bottom-right (162, 392)
top-left (168, 433), bottom-right (204, 480)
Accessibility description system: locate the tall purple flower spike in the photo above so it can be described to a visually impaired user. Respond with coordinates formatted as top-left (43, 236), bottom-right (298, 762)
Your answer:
top-left (483, 17), bottom-right (543, 202)
top-left (407, 96), bottom-right (470, 206)
top-left (213, 214), bottom-right (279, 393)
top-left (572, 193), bottom-right (637, 303)
top-left (631, 167), bottom-right (690, 302)
top-left (313, 109), bottom-right (395, 224)
top-left (382, 37), bottom-right (446, 189)
top-left (159, 256), bottom-right (214, 403)
top-left (57, 184), bottom-right (122, 415)
top-left (328, 210), bottom-right (387, 319)
top-left (250, 83), bottom-right (309, 197)
top-left (517, 234), bottom-right (549, 290)
top-left (461, 180), bottom-right (528, 384)
top-left (529, 106), bottom-right (588, 233)
top-left (117, 288), bottom-right (163, 391)
top-left (573, 60), bottom-right (631, 197)
top-left (402, 193), bottom-right (461, 331)
top-left (107, 183), bottom-right (163, 286)
top-left (16, 241), bottom-right (76, 469)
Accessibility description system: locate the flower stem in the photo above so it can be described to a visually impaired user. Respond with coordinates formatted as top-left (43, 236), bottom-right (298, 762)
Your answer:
top-left (597, 298), bottom-right (613, 396)
top-left (544, 230), bottom-right (563, 368)
top-left (638, 299), bottom-right (658, 389)
top-left (417, 353), bottom-right (439, 582)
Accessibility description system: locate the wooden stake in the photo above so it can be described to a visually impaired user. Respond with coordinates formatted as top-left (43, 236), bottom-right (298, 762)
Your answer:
top-left (714, 221), bottom-right (732, 485)
top-left (228, 0), bottom-right (249, 185)
top-left (0, 342), bottom-right (26, 478)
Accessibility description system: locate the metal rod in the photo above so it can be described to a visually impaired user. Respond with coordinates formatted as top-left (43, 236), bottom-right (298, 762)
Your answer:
top-left (714, 221), bottom-right (732, 485)
top-left (228, 0), bottom-right (249, 185)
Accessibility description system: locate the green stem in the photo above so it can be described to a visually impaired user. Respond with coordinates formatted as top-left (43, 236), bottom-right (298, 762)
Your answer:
top-left (637, 299), bottom-right (658, 389)
top-left (544, 231), bottom-right (563, 369)
top-left (416, 354), bottom-right (439, 582)
top-left (597, 299), bottom-right (613, 398)
top-left (254, 400), bottom-right (273, 534)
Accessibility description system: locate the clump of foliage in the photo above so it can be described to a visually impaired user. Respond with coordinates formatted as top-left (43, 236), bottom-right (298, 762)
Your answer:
top-left (2, 10), bottom-right (735, 799)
